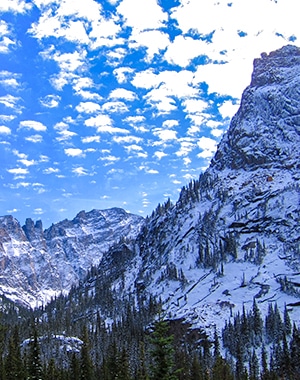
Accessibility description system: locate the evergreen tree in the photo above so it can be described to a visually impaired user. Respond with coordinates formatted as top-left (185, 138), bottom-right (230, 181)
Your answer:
top-left (70, 353), bottom-right (80, 380)
top-left (117, 348), bottom-right (131, 380)
top-left (80, 326), bottom-right (94, 380)
top-left (149, 318), bottom-right (179, 380)
top-left (249, 350), bottom-right (259, 380)
top-left (5, 326), bottom-right (24, 380)
top-left (190, 354), bottom-right (202, 380)
top-left (290, 323), bottom-right (300, 379)
top-left (26, 325), bottom-right (43, 380)
top-left (261, 345), bottom-right (269, 380)
top-left (211, 356), bottom-right (233, 380)
top-left (283, 304), bottom-right (292, 336)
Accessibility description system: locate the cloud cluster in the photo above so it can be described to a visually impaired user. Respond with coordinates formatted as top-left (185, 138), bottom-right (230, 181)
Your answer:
top-left (0, 0), bottom-right (298, 223)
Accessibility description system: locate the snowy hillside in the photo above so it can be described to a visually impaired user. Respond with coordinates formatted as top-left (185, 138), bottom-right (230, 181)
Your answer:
top-left (91, 45), bottom-right (300, 333)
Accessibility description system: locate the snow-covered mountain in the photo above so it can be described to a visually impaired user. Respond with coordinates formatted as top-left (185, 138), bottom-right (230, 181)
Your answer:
top-left (86, 44), bottom-right (300, 332)
top-left (0, 208), bottom-right (143, 306)
top-left (0, 45), bottom-right (299, 335)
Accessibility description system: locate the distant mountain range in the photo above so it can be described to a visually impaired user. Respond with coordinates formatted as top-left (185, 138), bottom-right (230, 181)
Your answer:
top-left (0, 44), bottom-right (299, 335)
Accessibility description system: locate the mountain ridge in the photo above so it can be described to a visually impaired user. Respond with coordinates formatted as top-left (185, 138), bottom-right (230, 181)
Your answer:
top-left (0, 208), bottom-right (144, 306)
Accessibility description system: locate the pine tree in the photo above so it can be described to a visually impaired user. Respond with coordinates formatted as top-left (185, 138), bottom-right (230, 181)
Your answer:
top-left (70, 353), bottom-right (80, 380)
top-left (117, 348), bottom-right (131, 380)
top-left (80, 326), bottom-right (94, 380)
top-left (251, 299), bottom-right (263, 345)
top-left (261, 345), bottom-right (269, 380)
top-left (149, 318), bottom-right (178, 380)
top-left (290, 323), bottom-right (300, 378)
top-left (283, 304), bottom-right (292, 336)
top-left (211, 357), bottom-right (233, 380)
top-left (190, 354), bottom-right (202, 380)
top-left (5, 326), bottom-right (24, 380)
top-left (249, 350), bottom-right (259, 380)
top-left (26, 325), bottom-right (43, 380)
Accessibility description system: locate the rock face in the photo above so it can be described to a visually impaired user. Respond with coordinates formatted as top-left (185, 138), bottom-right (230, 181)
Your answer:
top-left (0, 208), bottom-right (144, 306)
top-left (213, 44), bottom-right (300, 171)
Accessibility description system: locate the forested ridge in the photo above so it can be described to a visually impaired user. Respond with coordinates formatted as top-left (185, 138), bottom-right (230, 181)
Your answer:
top-left (0, 271), bottom-right (299, 380)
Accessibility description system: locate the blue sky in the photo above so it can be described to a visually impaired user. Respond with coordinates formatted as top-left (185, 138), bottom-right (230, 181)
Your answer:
top-left (0, 0), bottom-right (298, 227)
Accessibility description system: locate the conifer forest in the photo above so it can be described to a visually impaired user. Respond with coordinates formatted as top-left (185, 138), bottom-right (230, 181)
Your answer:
top-left (0, 264), bottom-right (299, 380)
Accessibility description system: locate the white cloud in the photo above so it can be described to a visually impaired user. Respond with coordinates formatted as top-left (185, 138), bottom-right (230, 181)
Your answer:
top-left (164, 35), bottom-right (209, 67)
top-left (132, 69), bottom-right (199, 114)
top-left (64, 148), bottom-right (85, 157)
top-left (129, 29), bottom-right (170, 62)
top-left (81, 136), bottom-right (100, 143)
top-left (53, 50), bottom-right (87, 73)
top-left (0, 94), bottom-right (22, 110)
top-left (7, 168), bottom-right (29, 175)
top-left (113, 67), bottom-right (135, 84)
top-left (153, 129), bottom-right (177, 141)
top-left (117, 0), bottom-right (167, 32)
top-left (0, 21), bottom-right (16, 54)
top-left (33, 208), bottom-right (44, 215)
top-left (99, 155), bottom-right (120, 163)
top-left (85, 114), bottom-right (113, 128)
top-left (113, 135), bottom-right (142, 144)
top-left (0, 114), bottom-right (16, 122)
top-left (18, 159), bottom-right (36, 167)
top-left (124, 144), bottom-right (144, 153)
top-left (25, 135), bottom-right (43, 143)
top-left (197, 136), bottom-right (217, 158)
top-left (85, 114), bottom-right (129, 134)
top-left (0, 71), bottom-right (21, 88)
top-left (102, 101), bottom-right (129, 113)
top-left (72, 166), bottom-right (89, 176)
top-left (175, 139), bottom-right (195, 157)
top-left (40, 94), bottom-right (61, 108)
top-left (183, 98), bottom-right (208, 114)
top-left (146, 168), bottom-right (159, 174)
top-left (76, 101), bottom-right (101, 114)
top-left (167, 0), bottom-right (300, 99)
top-left (0, 0), bottom-right (32, 14)
top-left (219, 100), bottom-right (240, 119)
top-left (19, 120), bottom-right (47, 131)
top-left (109, 88), bottom-right (137, 101)
top-left (0, 125), bottom-right (11, 134)
top-left (162, 120), bottom-right (179, 128)
top-left (56, 129), bottom-right (77, 142)
top-left (154, 151), bottom-right (167, 160)
top-left (43, 167), bottom-right (60, 174)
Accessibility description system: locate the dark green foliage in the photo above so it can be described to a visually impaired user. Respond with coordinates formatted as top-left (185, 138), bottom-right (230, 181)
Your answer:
top-left (149, 318), bottom-right (178, 380)
top-left (5, 326), bottom-right (24, 380)
top-left (0, 261), bottom-right (296, 380)
top-left (26, 325), bottom-right (43, 380)
top-left (80, 326), bottom-right (94, 380)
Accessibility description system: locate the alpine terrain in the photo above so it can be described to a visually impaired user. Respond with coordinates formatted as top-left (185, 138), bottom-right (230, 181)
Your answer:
top-left (0, 44), bottom-right (299, 380)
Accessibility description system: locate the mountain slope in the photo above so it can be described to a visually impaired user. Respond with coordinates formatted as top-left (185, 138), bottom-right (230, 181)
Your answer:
top-left (93, 45), bottom-right (300, 332)
top-left (0, 208), bottom-right (143, 306)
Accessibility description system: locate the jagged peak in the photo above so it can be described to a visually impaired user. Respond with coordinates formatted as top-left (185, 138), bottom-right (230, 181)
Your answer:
top-left (211, 44), bottom-right (300, 172)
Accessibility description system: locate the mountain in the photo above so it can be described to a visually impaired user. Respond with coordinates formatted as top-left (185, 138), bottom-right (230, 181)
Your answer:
top-left (74, 44), bottom-right (300, 332)
top-left (0, 208), bottom-right (143, 306)
top-left (0, 44), bottom-right (299, 335)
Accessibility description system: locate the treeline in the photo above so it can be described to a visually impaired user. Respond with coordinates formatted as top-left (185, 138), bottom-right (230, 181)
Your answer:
top-left (0, 287), bottom-right (299, 380)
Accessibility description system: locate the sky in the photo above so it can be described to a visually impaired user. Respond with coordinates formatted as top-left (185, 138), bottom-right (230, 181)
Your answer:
top-left (0, 0), bottom-right (299, 228)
